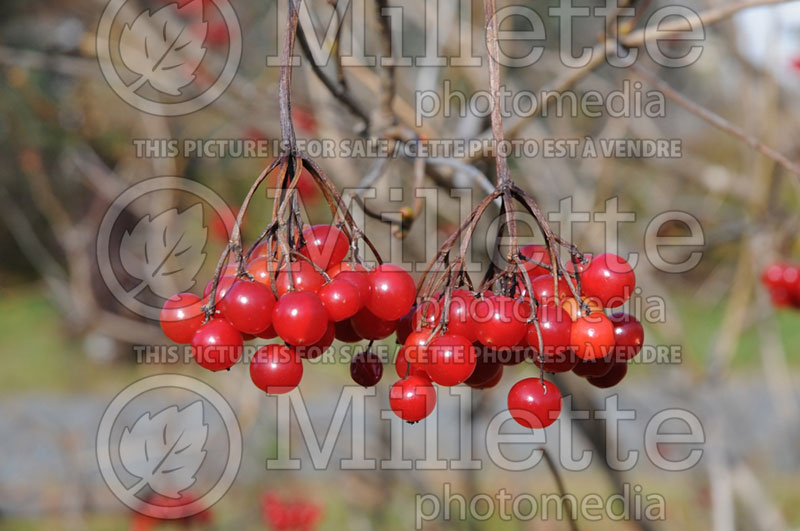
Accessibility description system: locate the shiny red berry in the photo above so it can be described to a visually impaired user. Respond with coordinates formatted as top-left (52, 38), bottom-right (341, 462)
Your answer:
top-left (507, 378), bottom-right (562, 429)
top-left (529, 274), bottom-right (572, 306)
top-left (272, 291), bottom-right (328, 346)
top-left (276, 261), bottom-right (325, 296)
top-left (299, 225), bottom-right (349, 269)
top-left (191, 319), bottom-right (243, 371)
top-left (425, 333), bottom-right (477, 386)
top-left (608, 312), bottom-right (644, 361)
top-left (395, 346), bottom-right (427, 378)
top-left (160, 293), bottom-right (205, 344)
top-left (219, 280), bottom-right (276, 334)
top-left (475, 295), bottom-right (529, 348)
top-left (318, 278), bottom-right (364, 321)
top-left (570, 313), bottom-right (615, 360)
top-left (204, 274), bottom-right (236, 301)
top-left (581, 253), bottom-right (635, 307)
top-left (389, 374), bottom-right (436, 422)
top-left (294, 322), bottom-right (335, 359)
top-left (366, 264), bottom-right (416, 321)
top-left (444, 289), bottom-right (477, 341)
top-left (525, 304), bottom-right (572, 358)
top-left (250, 344), bottom-right (303, 394)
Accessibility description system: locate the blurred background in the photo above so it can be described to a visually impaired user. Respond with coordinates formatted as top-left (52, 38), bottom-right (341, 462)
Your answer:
top-left (1, 0), bottom-right (800, 529)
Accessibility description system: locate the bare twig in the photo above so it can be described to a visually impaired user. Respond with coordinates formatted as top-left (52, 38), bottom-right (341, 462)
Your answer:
top-left (632, 64), bottom-right (800, 180)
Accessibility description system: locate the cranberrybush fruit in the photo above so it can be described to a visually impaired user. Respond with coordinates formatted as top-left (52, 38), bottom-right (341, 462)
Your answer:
top-left (389, 374), bottom-right (437, 422)
top-left (191, 319), bottom-right (243, 371)
top-left (272, 291), bottom-right (328, 346)
top-left (581, 253), bottom-right (635, 307)
top-left (425, 333), bottom-right (477, 386)
top-left (250, 344), bottom-right (303, 394)
top-left (507, 378), bottom-right (562, 429)
top-left (160, 293), bottom-right (205, 344)
top-left (350, 351), bottom-right (383, 387)
top-left (366, 264), bottom-right (416, 321)
top-left (219, 280), bottom-right (276, 335)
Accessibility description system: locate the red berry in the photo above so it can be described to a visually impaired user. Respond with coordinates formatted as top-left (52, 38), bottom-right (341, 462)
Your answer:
top-left (219, 280), bottom-right (276, 334)
top-left (350, 308), bottom-right (397, 340)
top-left (257, 325), bottom-right (278, 339)
top-left (425, 333), bottom-right (477, 386)
top-left (587, 361), bottom-right (628, 388)
top-left (565, 253), bottom-right (592, 275)
top-left (335, 270), bottom-right (370, 298)
top-left (497, 345), bottom-right (532, 366)
top-left (609, 312), bottom-right (644, 361)
top-left (246, 257), bottom-right (279, 287)
top-left (191, 319), bottom-right (243, 371)
top-left (525, 304), bottom-right (572, 358)
top-left (276, 261), bottom-right (325, 296)
top-left (402, 329), bottom-right (433, 365)
top-left (444, 289), bottom-right (478, 341)
top-left (294, 322), bottom-right (335, 359)
top-left (570, 313), bottom-right (615, 360)
top-left (389, 374), bottom-right (436, 422)
top-left (160, 293), bottom-right (205, 343)
top-left (572, 353), bottom-right (614, 377)
top-left (507, 378), bottom-right (562, 429)
top-left (318, 278), bottom-right (364, 321)
top-left (299, 225), bottom-right (349, 269)
top-left (533, 349), bottom-right (578, 373)
top-left (581, 253), bottom-right (636, 307)
top-left (350, 351), bottom-right (383, 387)
top-left (366, 264), bottom-right (417, 321)
top-left (395, 347), bottom-right (426, 378)
top-left (413, 299), bottom-right (441, 330)
top-left (272, 291), bottom-right (328, 346)
top-left (395, 305), bottom-right (416, 345)
top-left (250, 344), bottom-right (303, 394)
top-left (475, 295), bottom-right (529, 348)
top-left (204, 274), bottom-right (237, 301)
top-left (520, 243), bottom-right (551, 278)
top-left (465, 351), bottom-right (503, 389)
top-left (529, 274), bottom-right (572, 306)
top-left (335, 319), bottom-right (363, 343)
top-left (761, 262), bottom-right (786, 288)
top-left (327, 261), bottom-right (368, 277)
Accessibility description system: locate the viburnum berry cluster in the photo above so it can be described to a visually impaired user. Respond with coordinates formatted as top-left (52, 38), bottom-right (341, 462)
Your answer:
top-left (158, 143), bottom-right (420, 391)
top-left (761, 261), bottom-right (800, 308)
top-left (384, 0), bottom-right (647, 428)
top-left (158, 0), bottom-right (647, 430)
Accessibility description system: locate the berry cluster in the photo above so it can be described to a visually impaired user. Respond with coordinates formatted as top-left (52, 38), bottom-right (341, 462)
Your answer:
top-left (762, 262), bottom-right (800, 308)
top-left (161, 223), bottom-right (415, 395)
top-left (156, 0), bottom-right (648, 431)
top-left (395, 248), bottom-right (643, 427)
